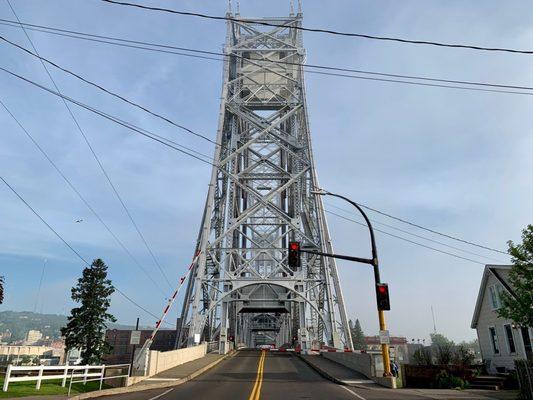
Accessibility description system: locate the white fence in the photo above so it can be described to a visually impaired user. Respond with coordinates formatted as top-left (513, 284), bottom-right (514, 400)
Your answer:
top-left (2, 364), bottom-right (130, 394)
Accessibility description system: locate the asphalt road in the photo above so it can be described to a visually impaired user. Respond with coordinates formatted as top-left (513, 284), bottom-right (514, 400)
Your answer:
top-left (103, 350), bottom-right (492, 400)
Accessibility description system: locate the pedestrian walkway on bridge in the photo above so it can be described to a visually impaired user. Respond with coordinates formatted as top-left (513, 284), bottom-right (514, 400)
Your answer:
top-left (134, 353), bottom-right (224, 386)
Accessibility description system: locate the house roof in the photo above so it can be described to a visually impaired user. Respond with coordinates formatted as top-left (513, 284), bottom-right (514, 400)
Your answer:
top-left (470, 264), bottom-right (513, 329)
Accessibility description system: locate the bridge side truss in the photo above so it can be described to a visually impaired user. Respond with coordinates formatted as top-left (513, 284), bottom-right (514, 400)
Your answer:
top-left (178, 10), bottom-right (352, 353)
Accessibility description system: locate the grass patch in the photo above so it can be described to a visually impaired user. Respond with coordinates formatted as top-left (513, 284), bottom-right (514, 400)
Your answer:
top-left (0, 377), bottom-right (111, 398)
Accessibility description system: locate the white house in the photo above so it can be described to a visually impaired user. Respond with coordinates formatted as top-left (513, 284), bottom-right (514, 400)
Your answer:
top-left (471, 265), bottom-right (532, 373)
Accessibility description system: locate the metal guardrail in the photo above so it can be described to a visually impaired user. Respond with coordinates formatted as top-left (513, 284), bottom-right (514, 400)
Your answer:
top-left (67, 364), bottom-right (130, 396)
top-left (2, 363), bottom-right (130, 394)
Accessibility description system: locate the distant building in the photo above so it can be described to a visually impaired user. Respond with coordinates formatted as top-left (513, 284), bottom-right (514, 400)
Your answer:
top-left (0, 331), bottom-right (12, 343)
top-left (471, 265), bottom-right (533, 373)
top-left (103, 329), bottom-right (177, 365)
top-left (24, 330), bottom-right (43, 345)
top-left (0, 344), bottom-right (64, 364)
top-left (364, 335), bottom-right (409, 363)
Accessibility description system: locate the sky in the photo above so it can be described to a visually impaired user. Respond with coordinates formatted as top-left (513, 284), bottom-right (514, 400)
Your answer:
top-left (0, 0), bottom-right (532, 344)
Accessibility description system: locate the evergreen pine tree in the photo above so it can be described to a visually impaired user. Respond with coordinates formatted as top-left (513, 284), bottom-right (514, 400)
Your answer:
top-left (61, 259), bottom-right (116, 364)
top-left (497, 224), bottom-right (533, 328)
top-left (0, 276), bottom-right (4, 304)
top-left (351, 318), bottom-right (366, 350)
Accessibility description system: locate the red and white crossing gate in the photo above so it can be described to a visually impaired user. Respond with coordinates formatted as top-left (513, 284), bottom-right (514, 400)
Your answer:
top-left (133, 251), bottom-right (201, 373)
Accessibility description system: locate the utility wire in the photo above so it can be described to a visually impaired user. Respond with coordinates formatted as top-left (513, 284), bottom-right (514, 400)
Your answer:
top-left (0, 66), bottom-right (507, 264)
top-left (101, 0), bottom-right (533, 55)
top-left (355, 203), bottom-right (507, 255)
top-left (0, 174), bottom-right (171, 324)
top-left (0, 66), bottom-right (215, 165)
top-left (0, 34), bottom-right (220, 147)
top-left (2, 20), bottom-right (533, 97)
top-left (324, 202), bottom-right (505, 263)
top-left (0, 98), bottom-right (168, 297)
top-left (5, 1), bottom-right (173, 289)
top-left (326, 210), bottom-right (486, 265)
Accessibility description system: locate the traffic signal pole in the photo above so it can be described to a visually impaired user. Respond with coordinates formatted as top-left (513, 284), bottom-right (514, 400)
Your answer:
top-left (308, 189), bottom-right (392, 377)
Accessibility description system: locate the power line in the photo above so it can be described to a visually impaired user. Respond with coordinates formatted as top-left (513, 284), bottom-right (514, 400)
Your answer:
top-left (0, 34), bottom-right (221, 147)
top-left (5, 1), bottom-right (173, 290)
top-left (0, 174), bottom-right (168, 323)
top-left (0, 175), bottom-right (91, 266)
top-left (0, 66), bottom-right (215, 165)
top-left (325, 209), bottom-right (486, 265)
top-left (355, 202), bottom-right (507, 255)
top-left (324, 202), bottom-right (506, 263)
top-left (2, 21), bottom-right (533, 97)
top-left (0, 98), bottom-right (168, 297)
top-left (1, 65), bottom-right (507, 264)
top-left (101, 0), bottom-right (533, 55)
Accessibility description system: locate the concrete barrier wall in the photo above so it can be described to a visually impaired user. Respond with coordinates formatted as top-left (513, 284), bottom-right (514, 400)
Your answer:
top-left (321, 352), bottom-right (375, 379)
top-left (147, 343), bottom-right (207, 376)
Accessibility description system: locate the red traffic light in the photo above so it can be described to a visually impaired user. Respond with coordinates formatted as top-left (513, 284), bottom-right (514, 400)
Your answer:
top-left (288, 241), bottom-right (301, 269)
top-left (376, 283), bottom-right (390, 311)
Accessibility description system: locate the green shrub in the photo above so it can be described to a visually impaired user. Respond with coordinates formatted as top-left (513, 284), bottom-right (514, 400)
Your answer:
top-left (436, 344), bottom-right (453, 365)
top-left (453, 345), bottom-right (475, 367)
top-left (436, 370), bottom-right (467, 389)
top-left (413, 347), bottom-right (433, 366)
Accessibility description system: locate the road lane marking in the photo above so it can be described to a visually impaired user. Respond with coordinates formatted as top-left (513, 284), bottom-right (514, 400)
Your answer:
top-left (145, 378), bottom-right (179, 381)
top-left (341, 386), bottom-right (367, 400)
top-left (254, 350), bottom-right (266, 400)
top-left (147, 388), bottom-right (174, 400)
top-left (248, 350), bottom-right (266, 400)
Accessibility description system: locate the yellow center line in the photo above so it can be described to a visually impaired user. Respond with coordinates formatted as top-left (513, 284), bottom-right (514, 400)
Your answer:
top-left (254, 350), bottom-right (266, 400)
top-left (248, 350), bottom-right (267, 400)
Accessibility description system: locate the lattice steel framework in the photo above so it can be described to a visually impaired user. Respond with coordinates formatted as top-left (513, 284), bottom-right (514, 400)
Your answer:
top-left (177, 7), bottom-right (352, 353)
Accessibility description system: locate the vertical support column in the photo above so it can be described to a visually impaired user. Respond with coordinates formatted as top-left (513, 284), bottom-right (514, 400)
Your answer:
top-left (3, 364), bottom-right (12, 392)
top-left (36, 365), bottom-right (44, 390)
top-left (99, 365), bottom-right (105, 390)
top-left (298, 301), bottom-right (308, 351)
top-left (219, 301), bottom-right (229, 354)
top-left (61, 364), bottom-right (68, 387)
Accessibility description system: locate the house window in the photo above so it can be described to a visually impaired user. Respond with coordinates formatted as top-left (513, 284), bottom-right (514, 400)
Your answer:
top-left (489, 284), bottom-right (504, 309)
top-left (489, 327), bottom-right (500, 354)
top-left (504, 324), bottom-right (516, 354)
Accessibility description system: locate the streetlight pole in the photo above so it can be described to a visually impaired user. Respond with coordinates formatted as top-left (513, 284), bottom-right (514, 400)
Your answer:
top-left (311, 189), bottom-right (392, 377)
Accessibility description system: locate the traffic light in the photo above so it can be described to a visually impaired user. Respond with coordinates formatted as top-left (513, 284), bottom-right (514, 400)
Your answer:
top-left (288, 241), bottom-right (301, 269)
top-left (376, 283), bottom-right (390, 311)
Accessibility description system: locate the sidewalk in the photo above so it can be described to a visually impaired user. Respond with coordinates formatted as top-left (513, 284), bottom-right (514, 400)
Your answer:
top-left (134, 353), bottom-right (224, 386)
top-left (299, 354), bottom-right (377, 387)
top-left (71, 352), bottom-right (231, 399)
top-left (406, 388), bottom-right (519, 399)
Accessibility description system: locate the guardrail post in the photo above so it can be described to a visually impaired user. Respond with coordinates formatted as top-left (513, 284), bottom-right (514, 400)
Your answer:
top-left (61, 365), bottom-right (68, 387)
top-left (126, 364), bottom-right (131, 387)
top-left (68, 368), bottom-right (75, 397)
top-left (3, 364), bottom-right (12, 392)
top-left (99, 365), bottom-right (105, 390)
top-left (36, 364), bottom-right (44, 390)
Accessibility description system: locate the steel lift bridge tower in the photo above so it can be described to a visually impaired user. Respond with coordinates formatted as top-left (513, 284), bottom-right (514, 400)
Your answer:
top-left (177, 6), bottom-right (352, 354)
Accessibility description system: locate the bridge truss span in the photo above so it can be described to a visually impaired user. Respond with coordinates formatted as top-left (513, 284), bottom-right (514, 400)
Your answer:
top-left (178, 10), bottom-right (352, 353)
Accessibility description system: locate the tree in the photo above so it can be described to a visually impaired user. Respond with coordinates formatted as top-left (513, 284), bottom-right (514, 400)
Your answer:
top-left (61, 259), bottom-right (116, 365)
top-left (497, 225), bottom-right (533, 328)
top-left (413, 347), bottom-right (433, 366)
top-left (0, 276), bottom-right (4, 304)
top-left (350, 319), bottom-right (366, 350)
top-left (430, 333), bottom-right (454, 347)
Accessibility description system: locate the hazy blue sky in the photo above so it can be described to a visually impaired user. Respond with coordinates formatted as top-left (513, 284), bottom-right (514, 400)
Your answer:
top-left (1, 0), bottom-right (531, 343)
